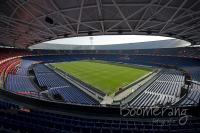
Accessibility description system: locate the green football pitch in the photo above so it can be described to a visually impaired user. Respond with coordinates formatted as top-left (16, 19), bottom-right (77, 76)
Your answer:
top-left (51, 60), bottom-right (152, 95)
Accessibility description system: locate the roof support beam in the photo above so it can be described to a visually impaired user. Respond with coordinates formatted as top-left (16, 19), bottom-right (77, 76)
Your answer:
top-left (136, 0), bottom-right (174, 31)
top-left (49, 0), bottom-right (76, 35)
top-left (0, 15), bottom-right (53, 36)
top-left (111, 0), bottom-right (133, 32)
top-left (96, 0), bottom-right (105, 33)
top-left (175, 0), bottom-right (200, 19)
top-left (105, 0), bottom-right (158, 32)
top-left (14, 0), bottom-right (57, 37)
top-left (32, 3), bottom-right (194, 21)
top-left (163, 17), bottom-right (200, 33)
top-left (159, 0), bottom-right (188, 33)
top-left (77, 0), bottom-right (85, 35)
top-left (177, 23), bottom-right (200, 36)
top-left (63, 15), bottom-right (100, 32)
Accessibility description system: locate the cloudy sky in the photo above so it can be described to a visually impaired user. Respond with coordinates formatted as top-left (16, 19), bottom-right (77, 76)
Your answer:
top-left (45, 35), bottom-right (173, 45)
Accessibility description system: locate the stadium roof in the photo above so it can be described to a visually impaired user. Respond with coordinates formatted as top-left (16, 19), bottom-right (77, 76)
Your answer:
top-left (0, 0), bottom-right (200, 48)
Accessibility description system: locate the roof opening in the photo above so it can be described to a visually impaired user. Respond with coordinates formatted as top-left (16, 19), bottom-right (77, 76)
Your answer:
top-left (29, 35), bottom-right (191, 50)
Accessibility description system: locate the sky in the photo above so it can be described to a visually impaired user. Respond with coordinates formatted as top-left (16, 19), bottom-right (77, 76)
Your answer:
top-left (44, 35), bottom-right (174, 45)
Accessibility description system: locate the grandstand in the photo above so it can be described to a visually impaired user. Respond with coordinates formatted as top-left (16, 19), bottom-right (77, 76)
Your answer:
top-left (0, 0), bottom-right (200, 133)
top-left (126, 69), bottom-right (184, 107)
top-left (0, 48), bottom-right (200, 133)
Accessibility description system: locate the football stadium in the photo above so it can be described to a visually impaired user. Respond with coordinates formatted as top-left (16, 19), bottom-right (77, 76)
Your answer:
top-left (0, 0), bottom-right (200, 133)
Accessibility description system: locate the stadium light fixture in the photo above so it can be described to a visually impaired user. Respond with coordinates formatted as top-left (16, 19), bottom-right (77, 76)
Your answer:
top-left (45, 17), bottom-right (54, 25)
